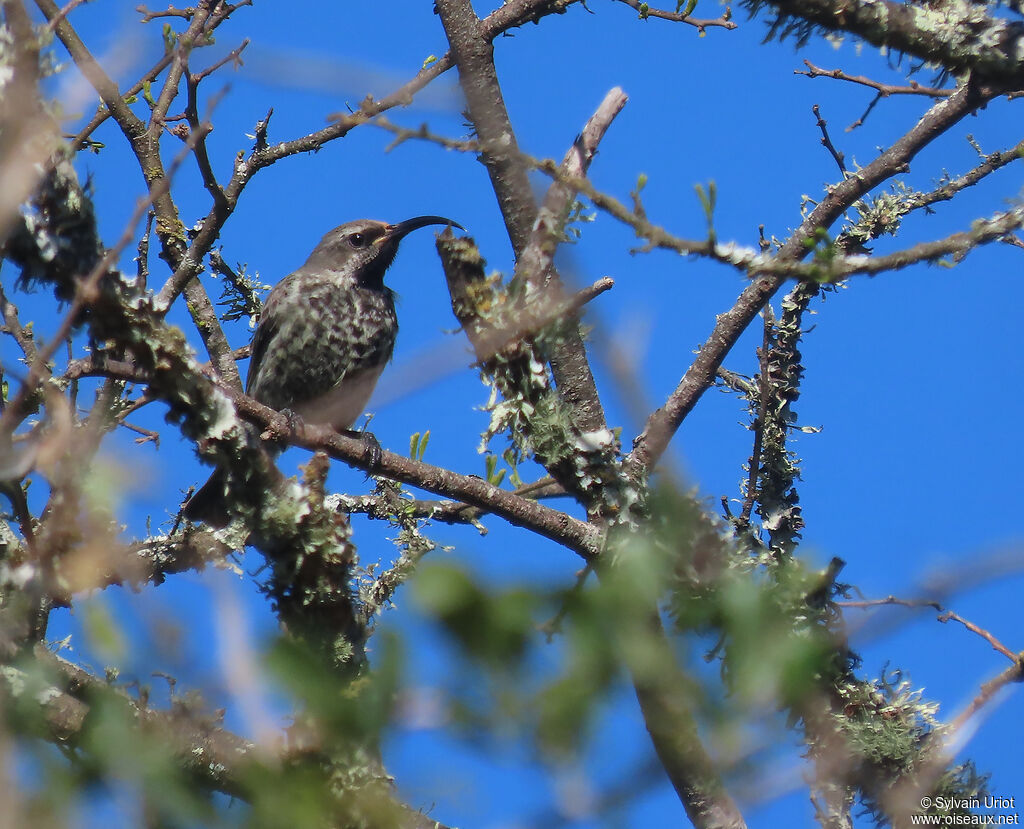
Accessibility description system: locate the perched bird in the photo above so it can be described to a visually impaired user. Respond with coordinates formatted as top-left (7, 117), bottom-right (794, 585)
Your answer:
top-left (184, 215), bottom-right (462, 526)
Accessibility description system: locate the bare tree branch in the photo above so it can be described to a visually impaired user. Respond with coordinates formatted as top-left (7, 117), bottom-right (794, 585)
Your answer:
top-left (796, 59), bottom-right (950, 98)
top-left (511, 87), bottom-right (628, 435)
top-left (614, 0), bottom-right (738, 31)
top-left (626, 78), bottom-right (1000, 479)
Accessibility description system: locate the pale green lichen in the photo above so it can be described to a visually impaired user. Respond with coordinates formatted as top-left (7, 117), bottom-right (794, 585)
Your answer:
top-left (202, 386), bottom-right (244, 443)
top-left (909, 0), bottom-right (1002, 57)
top-left (0, 665), bottom-right (26, 696)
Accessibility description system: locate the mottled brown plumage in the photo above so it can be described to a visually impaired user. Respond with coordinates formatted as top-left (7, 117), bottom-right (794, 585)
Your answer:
top-left (184, 216), bottom-right (461, 526)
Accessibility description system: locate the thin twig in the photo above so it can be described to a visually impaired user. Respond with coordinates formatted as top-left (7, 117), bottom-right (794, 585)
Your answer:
top-left (812, 104), bottom-right (847, 176)
top-left (839, 596), bottom-right (943, 611)
top-left (136, 3), bottom-right (195, 22)
top-left (937, 610), bottom-right (1019, 662)
top-left (119, 419), bottom-right (161, 445)
top-left (0, 283), bottom-right (39, 365)
top-left (796, 60), bottom-right (949, 98)
top-left (901, 136), bottom-right (1024, 214)
top-left (613, 0), bottom-right (737, 31)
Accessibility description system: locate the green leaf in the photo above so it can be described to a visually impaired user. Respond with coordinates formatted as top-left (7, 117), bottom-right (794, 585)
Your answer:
top-left (162, 23), bottom-right (177, 54)
top-left (695, 181), bottom-right (718, 244)
top-left (414, 564), bottom-right (535, 668)
top-left (408, 429), bottom-right (430, 460)
top-left (484, 454), bottom-right (506, 486)
top-left (695, 181), bottom-right (717, 219)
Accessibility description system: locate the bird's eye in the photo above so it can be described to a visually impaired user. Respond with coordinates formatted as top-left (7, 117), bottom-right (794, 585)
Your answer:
top-left (347, 232), bottom-right (368, 248)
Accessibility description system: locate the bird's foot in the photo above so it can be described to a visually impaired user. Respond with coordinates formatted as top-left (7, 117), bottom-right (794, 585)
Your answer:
top-left (342, 428), bottom-right (383, 474)
top-left (278, 407), bottom-right (305, 440)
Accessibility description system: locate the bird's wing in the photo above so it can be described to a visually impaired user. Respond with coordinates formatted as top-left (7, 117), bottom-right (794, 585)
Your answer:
top-left (245, 288), bottom-right (283, 396)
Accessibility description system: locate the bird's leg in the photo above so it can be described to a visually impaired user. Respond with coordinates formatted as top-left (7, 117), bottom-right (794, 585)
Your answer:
top-left (362, 431), bottom-right (383, 471)
top-left (280, 407), bottom-right (304, 436)
top-left (341, 428), bottom-right (383, 472)
top-left (261, 407), bottom-right (305, 448)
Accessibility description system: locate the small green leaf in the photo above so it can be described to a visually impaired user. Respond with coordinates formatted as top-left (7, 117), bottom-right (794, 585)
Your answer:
top-left (162, 23), bottom-right (177, 54)
top-left (695, 181), bottom-right (718, 244)
top-left (422, 54), bottom-right (438, 69)
top-left (484, 454), bottom-right (506, 486)
top-left (695, 182), bottom-right (717, 219)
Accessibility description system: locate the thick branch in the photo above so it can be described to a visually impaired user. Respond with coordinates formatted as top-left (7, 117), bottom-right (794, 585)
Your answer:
top-left (239, 394), bottom-right (604, 561)
top-left (435, 0), bottom-right (539, 253)
top-left (3, 644), bottom-right (255, 799)
top-left (33, 0), bottom-right (145, 136)
top-left (625, 611), bottom-right (747, 829)
top-left (756, 0), bottom-right (1024, 87)
top-left (437, 1), bottom-right (619, 480)
top-left (1, 645), bottom-right (454, 829)
top-left (77, 352), bottom-right (602, 560)
top-left (512, 88), bottom-right (628, 434)
top-left (333, 477), bottom-right (566, 530)
top-left (46, 528), bottom-right (233, 605)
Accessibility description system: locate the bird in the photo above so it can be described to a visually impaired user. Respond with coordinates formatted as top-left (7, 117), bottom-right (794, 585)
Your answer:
top-left (183, 215), bottom-right (463, 527)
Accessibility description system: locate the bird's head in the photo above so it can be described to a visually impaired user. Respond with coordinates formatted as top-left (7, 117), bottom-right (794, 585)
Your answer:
top-left (303, 216), bottom-right (463, 289)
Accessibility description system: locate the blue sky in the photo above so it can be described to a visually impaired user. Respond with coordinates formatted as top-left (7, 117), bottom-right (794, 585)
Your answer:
top-left (12, 1), bottom-right (1023, 826)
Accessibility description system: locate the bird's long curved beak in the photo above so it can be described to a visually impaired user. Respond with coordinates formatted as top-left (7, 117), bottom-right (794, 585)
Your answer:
top-left (385, 215), bottom-right (464, 241)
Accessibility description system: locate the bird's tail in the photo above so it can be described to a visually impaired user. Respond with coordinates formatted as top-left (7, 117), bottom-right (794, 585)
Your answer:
top-left (182, 468), bottom-right (232, 528)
